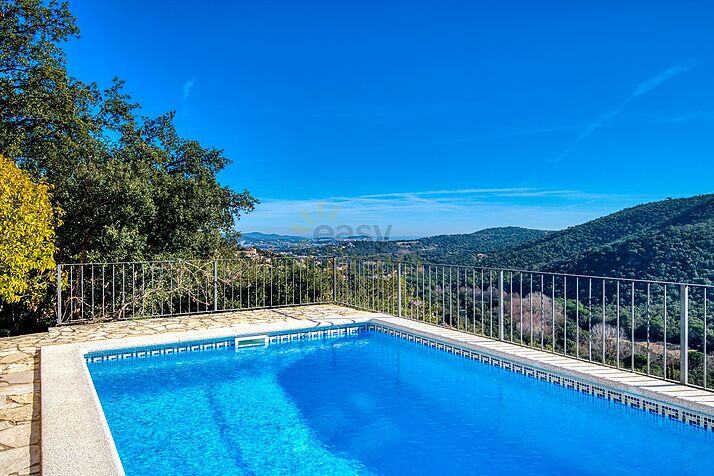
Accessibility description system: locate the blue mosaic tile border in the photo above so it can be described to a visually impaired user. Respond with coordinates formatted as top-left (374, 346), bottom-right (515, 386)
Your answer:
top-left (85, 324), bottom-right (369, 364)
top-left (368, 323), bottom-right (714, 432)
top-left (268, 325), bottom-right (366, 344)
top-left (85, 338), bottom-right (235, 363)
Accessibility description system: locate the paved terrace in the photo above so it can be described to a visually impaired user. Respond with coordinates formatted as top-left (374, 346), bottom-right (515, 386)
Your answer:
top-left (0, 304), bottom-right (370, 476)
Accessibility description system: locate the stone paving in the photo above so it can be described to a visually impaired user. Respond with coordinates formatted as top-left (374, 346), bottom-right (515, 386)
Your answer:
top-left (0, 304), bottom-right (367, 476)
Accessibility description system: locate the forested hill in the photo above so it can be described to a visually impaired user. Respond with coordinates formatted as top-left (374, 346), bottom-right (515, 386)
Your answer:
top-left (485, 194), bottom-right (714, 284)
top-left (314, 227), bottom-right (549, 263)
top-left (417, 227), bottom-right (550, 258)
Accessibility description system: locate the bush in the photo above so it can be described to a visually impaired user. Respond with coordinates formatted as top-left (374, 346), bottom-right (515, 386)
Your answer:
top-left (0, 154), bottom-right (61, 333)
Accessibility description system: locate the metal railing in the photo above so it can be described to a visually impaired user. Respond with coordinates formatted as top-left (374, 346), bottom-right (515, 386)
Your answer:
top-left (56, 256), bottom-right (337, 323)
top-left (56, 255), bottom-right (714, 390)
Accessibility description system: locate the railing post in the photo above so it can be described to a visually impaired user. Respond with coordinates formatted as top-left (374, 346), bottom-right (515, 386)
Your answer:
top-left (398, 262), bottom-right (402, 318)
top-left (332, 257), bottom-right (338, 303)
top-left (213, 260), bottom-right (218, 312)
top-left (680, 284), bottom-right (689, 385)
top-left (56, 264), bottom-right (62, 324)
top-left (498, 270), bottom-right (504, 340)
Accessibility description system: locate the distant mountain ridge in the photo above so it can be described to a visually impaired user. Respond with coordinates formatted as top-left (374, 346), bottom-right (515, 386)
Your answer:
top-left (485, 194), bottom-right (714, 284)
top-left (241, 232), bottom-right (308, 242)
top-left (246, 194), bottom-right (714, 284)
top-left (307, 226), bottom-right (549, 262)
top-left (419, 227), bottom-right (550, 253)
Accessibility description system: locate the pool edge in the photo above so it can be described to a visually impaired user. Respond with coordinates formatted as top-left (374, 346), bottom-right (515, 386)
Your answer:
top-left (40, 313), bottom-right (382, 476)
top-left (40, 314), bottom-right (714, 476)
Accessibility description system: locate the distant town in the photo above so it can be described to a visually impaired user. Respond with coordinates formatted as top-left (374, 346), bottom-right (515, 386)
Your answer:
top-left (239, 231), bottom-right (385, 253)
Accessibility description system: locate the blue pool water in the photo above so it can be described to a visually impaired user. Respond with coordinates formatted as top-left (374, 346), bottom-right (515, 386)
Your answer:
top-left (89, 330), bottom-right (713, 475)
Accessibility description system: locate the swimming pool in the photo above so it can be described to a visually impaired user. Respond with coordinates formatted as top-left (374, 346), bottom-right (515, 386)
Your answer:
top-left (88, 327), bottom-right (713, 475)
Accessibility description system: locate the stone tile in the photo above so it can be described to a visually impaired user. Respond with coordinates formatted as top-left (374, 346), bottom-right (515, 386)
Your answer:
top-left (0, 371), bottom-right (34, 385)
top-left (0, 385), bottom-right (33, 397)
top-left (0, 404), bottom-right (33, 424)
top-left (0, 354), bottom-right (27, 365)
top-left (0, 398), bottom-right (21, 411)
top-left (7, 395), bottom-right (33, 406)
top-left (0, 424), bottom-right (33, 448)
top-left (0, 444), bottom-right (39, 475)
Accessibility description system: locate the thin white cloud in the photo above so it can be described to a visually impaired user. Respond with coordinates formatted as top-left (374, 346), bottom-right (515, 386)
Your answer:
top-left (181, 80), bottom-right (195, 101)
top-left (632, 62), bottom-right (692, 97)
top-left (237, 187), bottom-right (659, 237)
top-left (553, 60), bottom-right (694, 162)
top-left (359, 188), bottom-right (644, 201)
top-left (241, 107), bottom-right (714, 166)
top-left (362, 188), bottom-right (536, 198)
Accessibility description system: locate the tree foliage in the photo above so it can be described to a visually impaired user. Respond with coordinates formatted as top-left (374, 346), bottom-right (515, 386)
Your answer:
top-left (0, 1), bottom-right (257, 333)
top-left (0, 0), bottom-right (257, 263)
top-left (0, 153), bottom-right (60, 306)
top-left (56, 100), bottom-right (258, 262)
top-left (0, 0), bottom-right (98, 178)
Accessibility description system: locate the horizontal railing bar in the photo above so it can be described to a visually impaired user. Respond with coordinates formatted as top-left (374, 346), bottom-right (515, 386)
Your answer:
top-left (330, 256), bottom-right (714, 289)
top-left (58, 255), bottom-right (319, 267)
top-left (54, 300), bottom-right (336, 326)
top-left (58, 256), bottom-right (713, 290)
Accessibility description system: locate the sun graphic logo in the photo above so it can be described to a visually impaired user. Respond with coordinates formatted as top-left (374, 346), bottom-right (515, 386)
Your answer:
top-left (290, 203), bottom-right (342, 238)
top-left (290, 203), bottom-right (392, 241)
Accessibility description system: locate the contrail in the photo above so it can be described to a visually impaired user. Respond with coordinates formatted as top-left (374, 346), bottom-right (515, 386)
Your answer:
top-left (552, 60), bottom-right (694, 162)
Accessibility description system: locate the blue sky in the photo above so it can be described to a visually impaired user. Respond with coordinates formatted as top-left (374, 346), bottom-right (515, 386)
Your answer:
top-left (65, 0), bottom-right (714, 238)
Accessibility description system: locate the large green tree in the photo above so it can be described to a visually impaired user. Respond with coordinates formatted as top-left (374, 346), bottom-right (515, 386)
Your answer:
top-left (0, 0), bottom-right (257, 263)
top-left (0, 0), bottom-right (100, 178)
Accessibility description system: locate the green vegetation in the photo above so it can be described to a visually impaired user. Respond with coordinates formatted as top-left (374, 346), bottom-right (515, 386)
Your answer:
top-left (0, 0), bottom-right (256, 333)
top-left (486, 194), bottom-right (714, 284)
top-left (312, 227), bottom-right (549, 264)
top-left (358, 261), bottom-right (714, 387)
top-left (0, 154), bottom-right (61, 334)
top-left (323, 195), bottom-right (714, 285)
top-left (60, 257), bottom-right (336, 322)
top-left (0, 1), bottom-right (257, 263)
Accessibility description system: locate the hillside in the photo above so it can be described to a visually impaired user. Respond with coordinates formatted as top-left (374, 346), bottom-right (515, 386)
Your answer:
top-left (415, 227), bottom-right (551, 262)
top-left (485, 194), bottom-right (714, 283)
top-left (313, 227), bottom-right (549, 263)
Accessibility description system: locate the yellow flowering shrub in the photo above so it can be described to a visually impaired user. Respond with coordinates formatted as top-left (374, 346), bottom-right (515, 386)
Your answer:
top-left (0, 154), bottom-right (61, 305)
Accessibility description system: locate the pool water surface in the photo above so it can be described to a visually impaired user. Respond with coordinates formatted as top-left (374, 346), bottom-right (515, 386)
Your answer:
top-left (88, 330), bottom-right (713, 475)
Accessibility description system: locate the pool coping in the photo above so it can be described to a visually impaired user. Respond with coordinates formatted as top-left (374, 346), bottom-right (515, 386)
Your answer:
top-left (40, 313), bottom-right (382, 476)
top-left (40, 314), bottom-right (714, 475)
